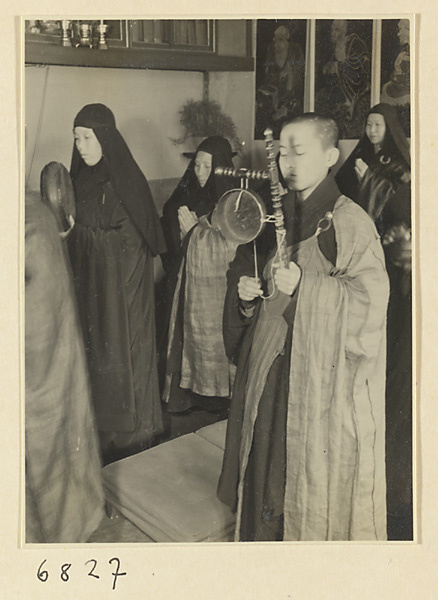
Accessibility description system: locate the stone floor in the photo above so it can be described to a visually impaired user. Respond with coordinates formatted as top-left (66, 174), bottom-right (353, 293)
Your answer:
top-left (87, 511), bottom-right (154, 544)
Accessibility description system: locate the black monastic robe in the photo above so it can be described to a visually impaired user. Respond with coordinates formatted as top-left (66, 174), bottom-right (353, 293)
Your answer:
top-left (68, 160), bottom-right (163, 463)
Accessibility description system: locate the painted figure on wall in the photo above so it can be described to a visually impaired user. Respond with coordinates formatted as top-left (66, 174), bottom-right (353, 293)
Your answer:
top-left (381, 18), bottom-right (410, 136)
top-left (315, 19), bottom-right (371, 139)
top-left (255, 21), bottom-right (306, 139)
top-left (381, 19), bottom-right (410, 106)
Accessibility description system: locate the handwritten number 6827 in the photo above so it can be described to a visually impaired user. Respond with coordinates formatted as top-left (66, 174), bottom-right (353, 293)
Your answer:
top-left (36, 558), bottom-right (126, 590)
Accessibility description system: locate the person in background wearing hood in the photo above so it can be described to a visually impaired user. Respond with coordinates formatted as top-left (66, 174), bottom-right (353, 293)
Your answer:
top-left (66, 103), bottom-right (166, 466)
top-left (160, 136), bottom-right (235, 273)
top-left (160, 136), bottom-right (238, 414)
top-left (336, 102), bottom-right (411, 234)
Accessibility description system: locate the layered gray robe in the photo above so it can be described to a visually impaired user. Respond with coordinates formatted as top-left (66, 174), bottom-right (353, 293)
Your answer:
top-left (219, 185), bottom-right (389, 541)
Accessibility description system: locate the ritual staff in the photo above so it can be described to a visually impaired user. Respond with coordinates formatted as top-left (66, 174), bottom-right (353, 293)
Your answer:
top-left (67, 103), bottom-right (166, 465)
top-left (218, 114), bottom-right (389, 541)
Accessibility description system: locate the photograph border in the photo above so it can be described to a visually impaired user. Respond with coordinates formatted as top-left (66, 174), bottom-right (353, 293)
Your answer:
top-left (1, 2), bottom-right (435, 598)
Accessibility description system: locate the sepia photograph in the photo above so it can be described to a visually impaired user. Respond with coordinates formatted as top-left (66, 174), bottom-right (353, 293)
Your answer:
top-left (23, 16), bottom-right (414, 547)
top-left (5, 0), bottom-right (438, 595)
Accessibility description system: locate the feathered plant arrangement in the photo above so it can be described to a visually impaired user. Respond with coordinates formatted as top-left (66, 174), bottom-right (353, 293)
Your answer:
top-left (172, 99), bottom-right (242, 154)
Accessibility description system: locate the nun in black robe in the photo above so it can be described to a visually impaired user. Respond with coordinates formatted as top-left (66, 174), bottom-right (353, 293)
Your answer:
top-left (68, 103), bottom-right (166, 465)
top-left (335, 102), bottom-right (411, 235)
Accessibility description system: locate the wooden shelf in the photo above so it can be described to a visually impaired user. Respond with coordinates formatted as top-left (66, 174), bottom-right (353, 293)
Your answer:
top-left (25, 42), bottom-right (254, 72)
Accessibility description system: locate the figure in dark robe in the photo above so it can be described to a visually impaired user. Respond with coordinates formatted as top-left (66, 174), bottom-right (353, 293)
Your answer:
top-left (67, 103), bottom-right (166, 465)
top-left (218, 114), bottom-right (389, 541)
top-left (160, 136), bottom-right (235, 273)
top-left (336, 102), bottom-right (411, 235)
top-left (159, 136), bottom-right (237, 413)
top-left (381, 183), bottom-right (412, 540)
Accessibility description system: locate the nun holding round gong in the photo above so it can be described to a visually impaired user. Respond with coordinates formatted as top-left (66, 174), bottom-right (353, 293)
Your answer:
top-left (67, 103), bottom-right (166, 465)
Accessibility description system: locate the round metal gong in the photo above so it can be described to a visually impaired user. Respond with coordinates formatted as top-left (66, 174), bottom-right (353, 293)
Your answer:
top-left (40, 161), bottom-right (76, 231)
top-left (211, 188), bottom-right (267, 244)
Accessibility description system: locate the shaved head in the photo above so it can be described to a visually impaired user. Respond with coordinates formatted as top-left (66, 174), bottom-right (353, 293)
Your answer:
top-left (281, 113), bottom-right (339, 150)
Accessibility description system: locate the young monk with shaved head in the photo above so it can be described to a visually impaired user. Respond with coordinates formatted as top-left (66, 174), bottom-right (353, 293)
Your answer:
top-left (218, 114), bottom-right (389, 541)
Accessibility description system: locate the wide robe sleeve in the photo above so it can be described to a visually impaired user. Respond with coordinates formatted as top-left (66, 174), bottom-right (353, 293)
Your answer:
top-left (283, 197), bottom-right (390, 541)
top-left (161, 191), bottom-right (186, 273)
top-left (357, 166), bottom-right (396, 223)
top-left (222, 243), bottom-right (260, 365)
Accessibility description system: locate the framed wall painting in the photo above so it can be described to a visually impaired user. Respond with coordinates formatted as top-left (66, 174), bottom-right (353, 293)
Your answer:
top-left (380, 18), bottom-right (411, 136)
top-left (314, 19), bottom-right (373, 139)
top-left (254, 19), bottom-right (307, 140)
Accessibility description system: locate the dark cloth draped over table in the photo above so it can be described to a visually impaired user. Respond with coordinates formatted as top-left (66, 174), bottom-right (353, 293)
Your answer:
top-left (218, 174), bottom-right (389, 541)
top-left (68, 104), bottom-right (166, 464)
top-left (158, 136), bottom-right (237, 413)
top-left (25, 192), bottom-right (104, 543)
top-left (336, 102), bottom-right (410, 235)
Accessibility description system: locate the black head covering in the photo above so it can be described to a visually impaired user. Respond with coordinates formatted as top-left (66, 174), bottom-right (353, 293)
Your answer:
top-left (71, 103), bottom-right (166, 256)
top-left (336, 102), bottom-right (411, 201)
top-left (171, 135), bottom-right (236, 217)
top-left (367, 103), bottom-right (411, 166)
top-left (160, 136), bottom-right (236, 272)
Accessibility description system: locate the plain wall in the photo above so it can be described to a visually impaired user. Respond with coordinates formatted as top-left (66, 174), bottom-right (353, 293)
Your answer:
top-left (25, 65), bottom-right (256, 196)
top-left (25, 63), bottom-right (357, 202)
top-left (25, 65), bottom-right (203, 191)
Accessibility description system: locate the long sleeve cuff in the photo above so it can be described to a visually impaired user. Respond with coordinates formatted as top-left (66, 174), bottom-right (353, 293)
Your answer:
top-left (238, 298), bottom-right (258, 320)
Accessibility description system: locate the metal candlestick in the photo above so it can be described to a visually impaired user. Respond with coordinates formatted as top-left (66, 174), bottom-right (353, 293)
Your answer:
top-left (98, 23), bottom-right (108, 50)
top-left (79, 23), bottom-right (92, 47)
top-left (61, 20), bottom-right (72, 47)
